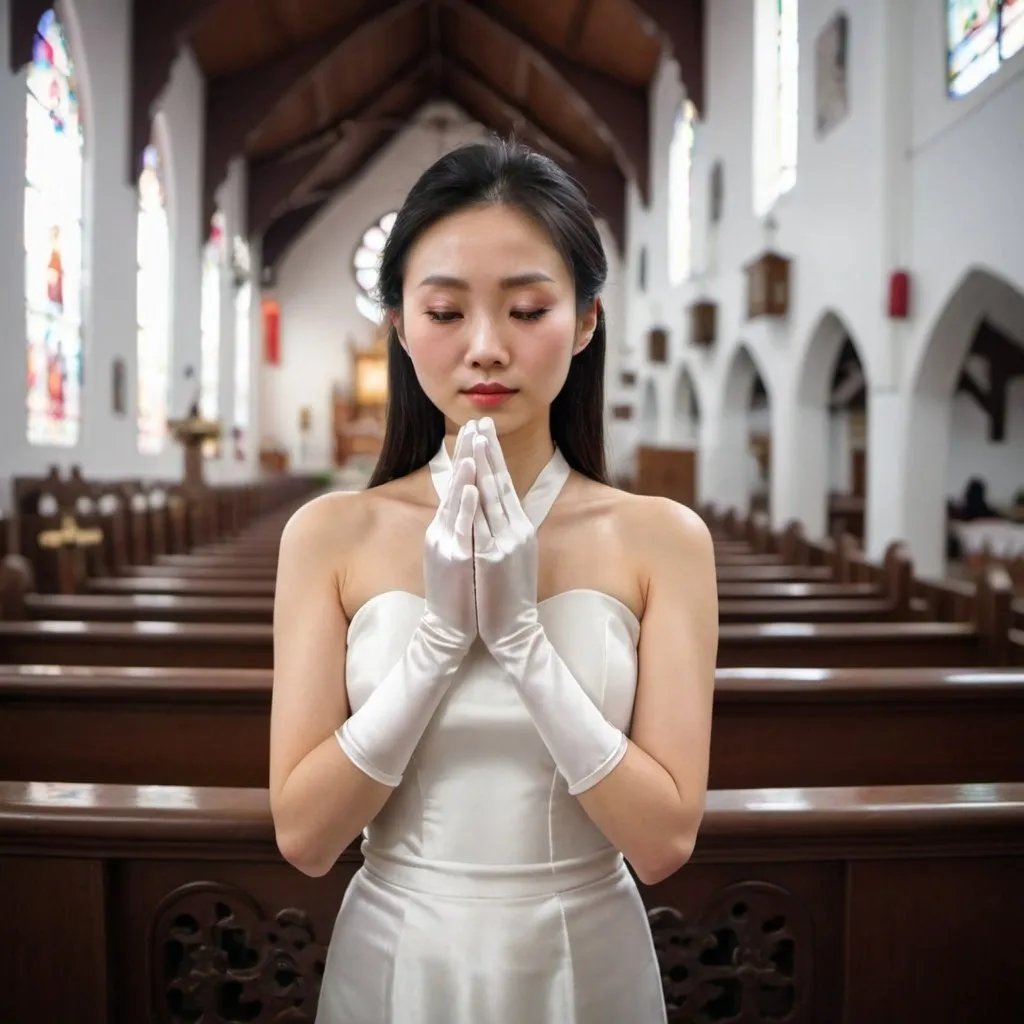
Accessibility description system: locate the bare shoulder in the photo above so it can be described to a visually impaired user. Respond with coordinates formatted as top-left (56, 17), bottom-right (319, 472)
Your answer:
top-left (621, 493), bottom-right (713, 557)
top-left (605, 492), bottom-right (715, 612)
top-left (589, 486), bottom-right (714, 567)
top-left (276, 488), bottom-right (386, 589)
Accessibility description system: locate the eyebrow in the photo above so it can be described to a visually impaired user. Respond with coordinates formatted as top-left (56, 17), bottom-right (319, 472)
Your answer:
top-left (417, 272), bottom-right (555, 290)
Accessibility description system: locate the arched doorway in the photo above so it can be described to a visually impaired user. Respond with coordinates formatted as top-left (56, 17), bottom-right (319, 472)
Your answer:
top-left (719, 344), bottom-right (771, 515)
top-left (791, 312), bottom-right (869, 539)
top-left (905, 267), bottom-right (1024, 577)
top-left (671, 366), bottom-right (701, 446)
top-left (638, 377), bottom-right (659, 445)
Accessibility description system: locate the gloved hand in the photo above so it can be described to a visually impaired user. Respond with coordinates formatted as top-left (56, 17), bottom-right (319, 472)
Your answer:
top-left (472, 420), bottom-right (627, 795)
top-left (420, 420), bottom-right (481, 658)
top-left (336, 424), bottom-right (479, 787)
top-left (471, 421), bottom-right (541, 660)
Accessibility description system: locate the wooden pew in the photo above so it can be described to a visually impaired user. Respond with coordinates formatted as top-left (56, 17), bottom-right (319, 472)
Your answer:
top-left (7, 465), bottom-right (318, 594)
top-left (84, 575), bottom-right (276, 597)
top-left (0, 615), bottom-right (1000, 671)
top-left (4, 665), bottom-right (1023, 791)
top-left (0, 620), bottom-right (273, 668)
top-left (2, 779), bottom-right (1021, 1024)
top-left (3, 591), bottom-right (274, 624)
top-left (2, 606), bottom-right (1018, 671)
top-left (719, 541), bottom-right (912, 623)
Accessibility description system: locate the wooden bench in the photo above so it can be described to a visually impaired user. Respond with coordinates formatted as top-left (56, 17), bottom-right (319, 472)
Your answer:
top-left (0, 620), bottom-right (273, 668)
top-left (7, 466), bottom-right (317, 594)
top-left (4, 665), bottom-right (1023, 791)
top-left (2, 779), bottom-right (1020, 1024)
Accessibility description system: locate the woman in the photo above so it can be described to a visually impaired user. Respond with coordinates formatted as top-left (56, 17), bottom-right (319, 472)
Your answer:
top-left (270, 139), bottom-right (718, 1023)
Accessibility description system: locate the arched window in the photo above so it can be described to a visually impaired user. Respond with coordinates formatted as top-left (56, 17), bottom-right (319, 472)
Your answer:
top-left (948, 1), bottom-right (1024, 97)
top-left (200, 210), bottom-right (224, 424)
top-left (753, 0), bottom-right (798, 216)
top-left (668, 100), bottom-right (696, 286)
top-left (354, 211), bottom-right (397, 323)
top-left (136, 141), bottom-right (171, 454)
top-left (25, 9), bottom-right (84, 447)
top-left (232, 237), bottom-right (251, 459)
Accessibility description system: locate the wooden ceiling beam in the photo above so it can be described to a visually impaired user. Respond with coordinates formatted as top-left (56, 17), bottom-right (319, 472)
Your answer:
top-left (444, 57), bottom-right (577, 163)
top-left (973, 320), bottom-right (1024, 379)
top-left (248, 56), bottom-right (433, 235)
top-left (442, 0), bottom-right (650, 205)
top-left (429, 0), bottom-right (443, 85)
top-left (443, 62), bottom-right (626, 253)
top-left (203, 0), bottom-right (423, 227)
top-left (564, 0), bottom-right (597, 55)
top-left (957, 367), bottom-right (1007, 443)
top-left (128, 0), bottom-right (220, 182)
top-left (261, 203), bottom-right (328, 283)
top-left (261, 108), bottom-right (427, 279)
top-left (628, 0), bottom-right (705, 113)
top-left (7, 0), bottom-right (53, 71)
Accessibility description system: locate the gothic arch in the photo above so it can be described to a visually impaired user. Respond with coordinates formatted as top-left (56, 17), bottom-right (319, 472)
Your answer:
top-left (148, 110), bottom-right (175, 218)
top-left (911, 266), bottom-right (1024, 401)
top-left (787, 310), bottom-right (869, 539)
top-left (796, 310), bottom-right (868, 404)
top-left (903, 267), bottom-right (1024, 575)
top-left (721, 342), bottom-right (769, 415)
top-left (56, 0), bottom-right (92, 122)
top-left (639, 376), bottom-right (659, 444)
top-left (671, 365), bottom-right (701, 444)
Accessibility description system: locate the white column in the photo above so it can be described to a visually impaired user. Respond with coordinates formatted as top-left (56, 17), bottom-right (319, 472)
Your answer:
top-left (0, 0), bottom-right (29, 509)
top-left (77, 0), bottom-right (143, 479)
top-left (160, 49), bottom-right (205, 425)
top-left (864, 388), bottom-right (918, 565)
top-left (699, 407), bottom-right (750, 513)
top-left (767, 382), bottom-right (828, 533)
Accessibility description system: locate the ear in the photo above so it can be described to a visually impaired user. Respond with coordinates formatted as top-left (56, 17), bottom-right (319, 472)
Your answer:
top-left (572, 298), bottom-right (601, 356)
top-left (390, 310), bottom-right (409, 354)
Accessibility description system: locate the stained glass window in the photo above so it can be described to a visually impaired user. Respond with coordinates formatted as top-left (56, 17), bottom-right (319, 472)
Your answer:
top-left (753, 0), bottom-right (798, 215)
top-left (948, 1), bottom-right (1024, 97)
top-left (25, 9), bottom-right (84, 447)
top-left (233, 237), bottom-right (251, 460)
top-left (668, 101), bottom-right (696, 286)
top-left (136, 142), bottom-right (171, 454)
top-left (354, 211), bottom-right (397, 323)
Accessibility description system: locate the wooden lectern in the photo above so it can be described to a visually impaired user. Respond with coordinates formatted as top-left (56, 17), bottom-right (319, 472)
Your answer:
top-left (168, 414), bottom-right (222, 494)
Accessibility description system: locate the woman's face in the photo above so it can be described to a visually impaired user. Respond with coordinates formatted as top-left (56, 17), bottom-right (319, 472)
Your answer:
top-left (396, 203), bottom-right (597, 435)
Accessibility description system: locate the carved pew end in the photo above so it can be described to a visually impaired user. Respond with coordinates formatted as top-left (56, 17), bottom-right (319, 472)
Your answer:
top-left (0, 555), bottom-right (34, 621)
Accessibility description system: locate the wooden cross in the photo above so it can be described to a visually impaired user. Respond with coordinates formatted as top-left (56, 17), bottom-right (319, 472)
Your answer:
top-left (37, 515), bottom-right (103, 550)
top-left (37, 515), bottom-right (103, 595)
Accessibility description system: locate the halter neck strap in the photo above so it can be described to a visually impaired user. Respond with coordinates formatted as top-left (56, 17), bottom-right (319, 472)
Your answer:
top-left (428, 437), bottom-right (570, 530)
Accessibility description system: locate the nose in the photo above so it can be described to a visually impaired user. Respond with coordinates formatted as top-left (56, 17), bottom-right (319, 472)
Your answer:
top-left (464, 313), bottom-right (509, 369)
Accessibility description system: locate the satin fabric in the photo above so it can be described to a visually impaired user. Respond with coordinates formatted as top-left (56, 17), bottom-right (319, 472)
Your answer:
top-left (316, 445), bottom-right (666, 1023)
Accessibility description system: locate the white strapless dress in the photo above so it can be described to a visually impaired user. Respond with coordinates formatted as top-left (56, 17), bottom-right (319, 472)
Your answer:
top-left (316, 446), bottom-right (666, 1024)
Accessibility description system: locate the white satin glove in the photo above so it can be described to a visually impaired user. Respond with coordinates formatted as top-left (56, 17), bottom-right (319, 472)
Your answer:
top-left (472, 421), bottom-right (627, 795)
top-left (336, 425), bottom-right (479, 787)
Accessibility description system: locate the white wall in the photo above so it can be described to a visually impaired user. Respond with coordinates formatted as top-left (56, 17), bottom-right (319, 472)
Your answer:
top-left (621, 0), bottom-right (1024, 575)
top-left (270, 100), bottom-right (626, 472)
top-left (0, 1), bottom-right (261, 511)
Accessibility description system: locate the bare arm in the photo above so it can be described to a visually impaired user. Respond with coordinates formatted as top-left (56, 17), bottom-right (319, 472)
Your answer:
top-left (269, 494), bottom-right (392, 878)
top-left (575, 498), bottom-right (718, 886)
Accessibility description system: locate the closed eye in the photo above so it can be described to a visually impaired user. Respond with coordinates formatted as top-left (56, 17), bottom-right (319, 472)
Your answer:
top-left (512, 308), bottom-right (550, 322)
top-left (426, 311), bottom-right (461, 323)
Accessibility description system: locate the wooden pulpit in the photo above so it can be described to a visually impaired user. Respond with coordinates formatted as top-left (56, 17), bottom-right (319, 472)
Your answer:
top-left (168, 415), bottom-right (222, 494)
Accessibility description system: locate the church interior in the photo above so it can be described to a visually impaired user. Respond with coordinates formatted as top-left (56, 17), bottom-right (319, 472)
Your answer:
top-left (2, 0), bottom-right (1023, 1020)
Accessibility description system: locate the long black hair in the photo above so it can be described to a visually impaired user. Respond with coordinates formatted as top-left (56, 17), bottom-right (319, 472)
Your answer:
top-left (367, 137), bottom-right (610, 488)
